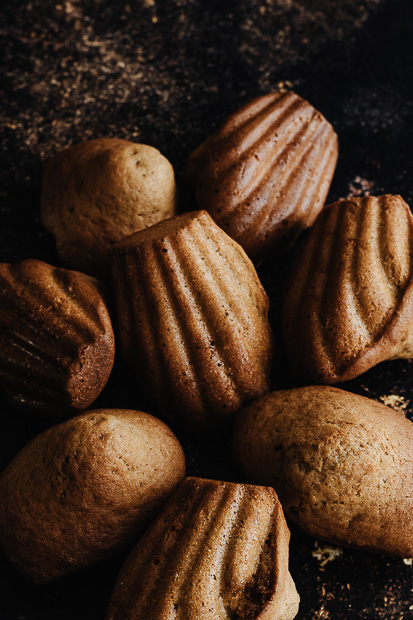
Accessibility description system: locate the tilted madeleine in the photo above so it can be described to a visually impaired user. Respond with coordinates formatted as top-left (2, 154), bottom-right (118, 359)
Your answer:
top-left (187, 91), bottom-right (338, 262)
top-left (282, 194), bottom-right (413, 383)
top-left (0, 259), bottom-right (115, 416)
top-left (106, 477), bottom-right (299, 620)
top-left (111, 210), bottom-right (272, 434)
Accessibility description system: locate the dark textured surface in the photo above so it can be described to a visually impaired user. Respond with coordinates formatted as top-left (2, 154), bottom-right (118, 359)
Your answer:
top-left (0, 0), bottom-right (412, 618)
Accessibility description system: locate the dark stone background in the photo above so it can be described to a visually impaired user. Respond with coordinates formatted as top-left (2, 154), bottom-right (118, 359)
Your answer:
top-left (0, 0), bottom-right (412, 618)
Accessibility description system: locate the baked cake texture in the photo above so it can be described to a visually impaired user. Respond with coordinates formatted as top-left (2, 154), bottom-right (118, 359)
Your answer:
top-left (106, 476), bottom-right (299, 620)
top-left (187, 91), bottom-right (338, 262)
top-left (282, 194), bottom-right (413, 383)
top-left (233, 386), bottom-right (413, 557)
top-left (110, 210), bottom-right (273, 434)
top-left (41, 138), bottom-right (178, 278)
top-left (0, 409), bottom-right (186, 582)
top-left (0, 259), bottom-right (115, 416)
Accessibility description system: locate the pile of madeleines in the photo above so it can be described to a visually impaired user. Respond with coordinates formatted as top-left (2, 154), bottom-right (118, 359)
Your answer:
top-left (0, 91), bottom-right (412, 619)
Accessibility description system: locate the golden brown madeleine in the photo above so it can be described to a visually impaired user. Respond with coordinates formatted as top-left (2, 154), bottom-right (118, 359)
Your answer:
top-left (0, 409), bottom-right (185, 582)
top-left (0, 259), bottom-right (115, 416)
top-left (187, 91), bottom-right (338, 262)
top-left (41, 138), bottom-right (178, 278)
top-left (111, 210), bottom-right (272, 434)
top-left (282, 194), bottom-right (413, 383)
top-left (106, 477), bottom-right (299, 620)
top-left (233, 386), bottom-right (413, 557)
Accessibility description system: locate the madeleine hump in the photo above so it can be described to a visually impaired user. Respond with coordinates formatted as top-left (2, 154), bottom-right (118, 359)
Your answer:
top-left (106, 477), bottom-right (299, 620)
top-left (0, 259), bottom-right (115, 416)
top-left (282, 194), bottom-right (413, 383)
top-left (233, 386), bottom-right (413, 557)
top-left (110, 210), bottom-right (272, 434)
top-left (0, 409), bottom-right (185, 582)
top-left (187, 91), bottom-right (338, 262)
top-left (41, 138), bottom-right (178, 278)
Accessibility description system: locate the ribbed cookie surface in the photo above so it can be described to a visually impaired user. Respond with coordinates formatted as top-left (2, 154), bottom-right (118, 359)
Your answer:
top-left (106, 477), bottom-right (299, 620)
top-left (283, 194), bottom-right (413, 383)
top-left (0, 259), bottom-right (115, 416)
top-left (187, 91), bottom-right (338, 261)
top-left (111, 210), bottom-right (272, 433)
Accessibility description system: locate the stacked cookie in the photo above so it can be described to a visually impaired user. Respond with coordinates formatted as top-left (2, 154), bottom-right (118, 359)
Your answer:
top-left (0, 92), bottom-right (412, 620)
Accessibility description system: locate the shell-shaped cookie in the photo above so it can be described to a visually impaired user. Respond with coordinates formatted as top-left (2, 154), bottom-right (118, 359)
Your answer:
top-left (232, 386), bottom-right (413, 557)
top-left (0, 259), bottom-right (115, 416)
top-left (41, 138), bottom-right (178, 279)
top-left (111, 210), bottom-right (272, 433)
top-left (106, 477), bottom-right (300, 620)
top-left (187, 91), bottom-right (338, 262)
top-left (0, 409), bottom-right (185, 582)
top-left (282, 195), bottom-right (413, 383)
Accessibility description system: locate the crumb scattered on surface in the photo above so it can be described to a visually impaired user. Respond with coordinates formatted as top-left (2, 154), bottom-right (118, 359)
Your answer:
top-left (379, 394), bottom-right (409, 415)
top-left (347, 175), bottom-right (374, 197)
top-left (275, 80), bottom-right (295, 92)
top-left (403, 558), bottom-right (412, 566)
top-left (313, 604), bottom-right (331, 619)
top-left (312, 541), bottom-right (343, 568)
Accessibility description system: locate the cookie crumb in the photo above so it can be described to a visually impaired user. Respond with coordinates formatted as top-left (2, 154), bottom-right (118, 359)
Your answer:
top-left (312, 541), bottom-right (343, 567)
top-left (379, 394), bottom-right (408, 415)
top-left (348, 176), bottom-right (374, 197)
top-left (313, 604), bottom-right (330, 619)
top-left (275, 80), bottom-right (294, 92)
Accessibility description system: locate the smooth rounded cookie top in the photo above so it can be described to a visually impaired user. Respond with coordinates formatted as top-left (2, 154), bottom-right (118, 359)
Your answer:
top-left (41, 138), bottom-right (178, 278)
top-left (233, 385), bottom-right (413, 557)
top-left (0, 408), bottom-right (186, 582)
